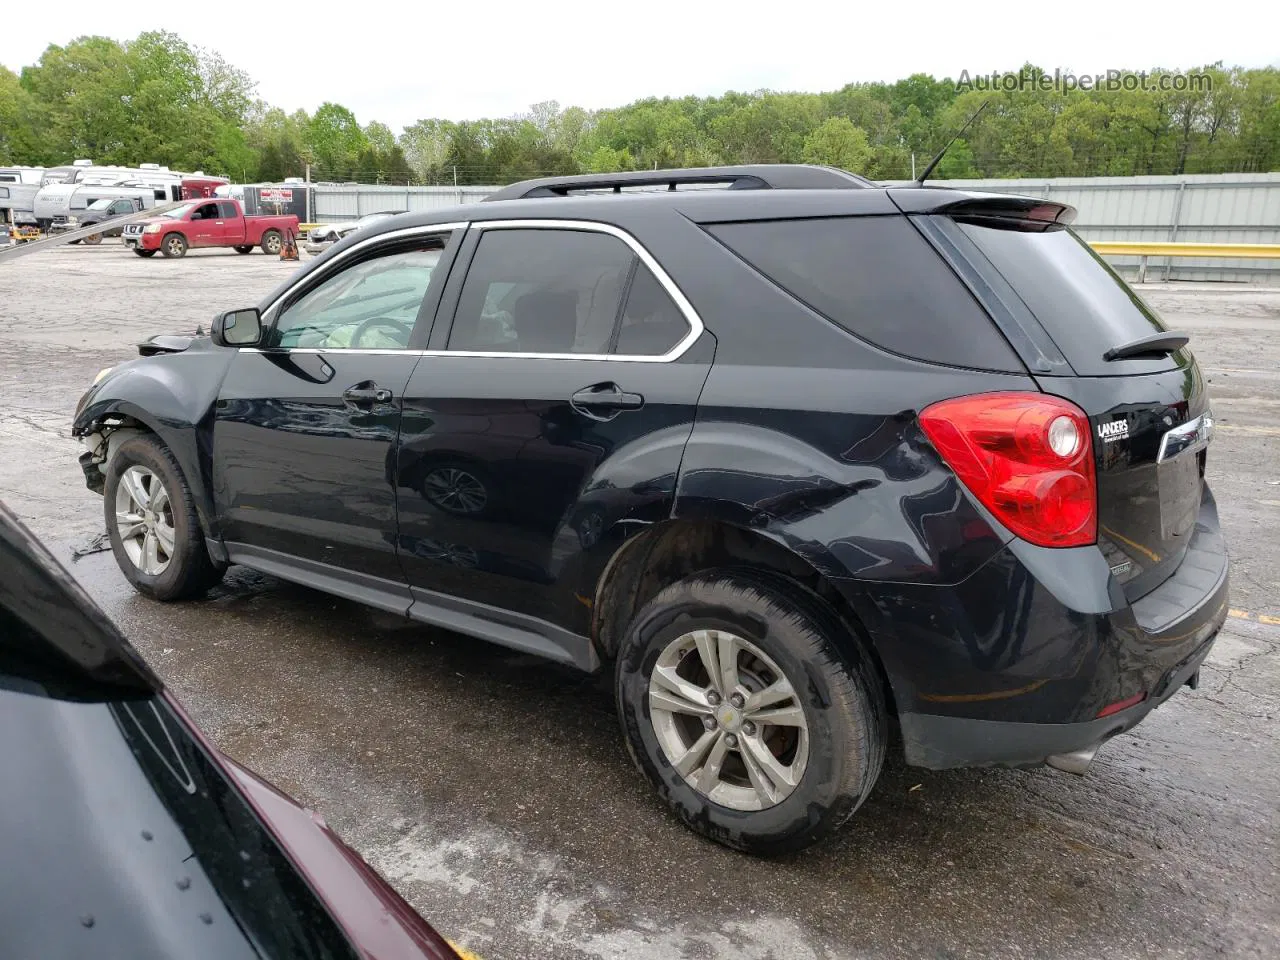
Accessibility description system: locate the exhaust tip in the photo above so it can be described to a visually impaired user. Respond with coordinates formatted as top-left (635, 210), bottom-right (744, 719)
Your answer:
top-left (1045, 743), bottom-right (1101, 776)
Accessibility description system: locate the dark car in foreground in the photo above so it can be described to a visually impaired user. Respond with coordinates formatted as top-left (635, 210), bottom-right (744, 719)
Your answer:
top-left (72, 164), bottom-right (1228, 853)
top-left (0, 503), bottom-right (464, 960)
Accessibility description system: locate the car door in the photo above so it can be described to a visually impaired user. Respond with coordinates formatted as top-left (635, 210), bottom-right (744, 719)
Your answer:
top-left (395, 221), bottom-right (712, 663)
top-left (212, 223), bottom-right (465, 612)
top-left (216, 200), bottom-right (243, 245)
top-left (186, 201), bottom-right (221, 246)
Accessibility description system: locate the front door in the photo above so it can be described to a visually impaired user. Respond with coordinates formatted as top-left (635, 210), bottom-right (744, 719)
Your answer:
top-left (212, 224), bottom-right (463, 611)
top-left (396, 222), bottom-right (711, 644)
top-left (186, 201), bottom-right (222, 246)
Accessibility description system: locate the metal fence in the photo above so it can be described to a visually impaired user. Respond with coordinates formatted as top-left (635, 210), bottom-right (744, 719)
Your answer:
top-left (310, 173), bottom-right (1280, 284)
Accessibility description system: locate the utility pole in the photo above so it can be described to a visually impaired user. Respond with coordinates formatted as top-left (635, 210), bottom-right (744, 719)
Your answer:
top-left (911, 153), bottom-right (916, 180)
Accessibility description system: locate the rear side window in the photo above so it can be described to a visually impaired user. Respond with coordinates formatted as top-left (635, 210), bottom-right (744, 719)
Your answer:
top-left (448, 228), bottom-right (634, 355)
top-left (706, 216), bottom-right (1021, 372)
top-left (957, 223), bottom-right (1175, 376)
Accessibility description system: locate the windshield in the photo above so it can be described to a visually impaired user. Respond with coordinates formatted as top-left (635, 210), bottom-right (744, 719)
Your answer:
top-left (87, 198), bottom-right (115, 211)
top-left (159, 203), bottom-right (197, 219)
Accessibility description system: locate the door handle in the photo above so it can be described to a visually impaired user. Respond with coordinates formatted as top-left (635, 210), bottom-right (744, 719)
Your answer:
top-left (342, 381), bottom-right (394, 409)
top-left (570, 382), bottom-right (644, 420)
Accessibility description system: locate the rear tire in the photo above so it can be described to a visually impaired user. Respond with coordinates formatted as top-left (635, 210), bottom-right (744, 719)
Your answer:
top-left (261, 230), bottom-right (282, 255)
top-left (103, 434), bottom-right (225, 601)
top-left (82, 233), bottom-right (103, 245)
top-left (616, 570), bottom-right (886, 855)
top-left (160, 233), bottom-right (188, 258)
top-left (234, 245), bottom-right (254, 254)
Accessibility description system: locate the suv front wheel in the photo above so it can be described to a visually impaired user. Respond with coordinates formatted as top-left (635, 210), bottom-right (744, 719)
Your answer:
top-left (616, 571), bottom-right (886, 854)
top-left (103, 434), bottom-right (225, 600)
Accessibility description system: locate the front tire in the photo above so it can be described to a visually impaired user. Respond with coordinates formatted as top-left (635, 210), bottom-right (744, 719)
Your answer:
top-left (160, 233), bottom-right (188, 258)
top-left (261, 230), bottom-right (282, 255)
top-left (616, 571), bottom-right (886, 855)
top-left (104, 435), bottom-right (225, 601)
top-left (134, 249), bottom-right (157, 258)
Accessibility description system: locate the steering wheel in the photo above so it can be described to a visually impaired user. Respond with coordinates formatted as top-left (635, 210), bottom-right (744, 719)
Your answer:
top-left (349, 316), bottom-right (413, 348)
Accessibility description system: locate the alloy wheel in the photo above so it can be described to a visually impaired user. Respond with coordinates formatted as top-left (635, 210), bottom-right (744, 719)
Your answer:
top-left (113, 465), bottom-right (175, 576)
top-left (648, 628), bottom-right (810, 811)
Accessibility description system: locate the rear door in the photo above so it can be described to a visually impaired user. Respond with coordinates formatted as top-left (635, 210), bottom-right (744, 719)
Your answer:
top-left (395, 220), bottom-right (711, 646)
top-left (942, 214), bottom-right (1210, 598)
top-left (212, 223), bottom-right (464, 610)
top-left (216, 200), bottom-right (244, 244)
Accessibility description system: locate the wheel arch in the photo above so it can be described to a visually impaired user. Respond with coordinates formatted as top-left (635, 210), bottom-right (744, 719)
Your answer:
top-left (591, 517), bottom-right (901, 721)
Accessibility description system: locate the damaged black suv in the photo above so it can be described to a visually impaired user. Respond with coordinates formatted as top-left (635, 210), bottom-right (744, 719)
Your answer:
top-left (73, 165), bottom-right (1228, 853)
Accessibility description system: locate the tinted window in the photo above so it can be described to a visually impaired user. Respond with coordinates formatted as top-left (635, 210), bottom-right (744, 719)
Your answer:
top-left (958, 222), bottom-right (1174, 376)
top-left (112, 200), bottom-right (134, 214)
top-left (448, 228), bottom-right (634, 354)
top-left (274, 241), bottom-right (446, 349)
top-left (218, 201), bottom-right (239, 219)
top-left (614, 264), bottom-right (689, 356)
top-left (191, 202), bottom-right (219, 220)
top-left (707, 216), bottom-right (1021, 372)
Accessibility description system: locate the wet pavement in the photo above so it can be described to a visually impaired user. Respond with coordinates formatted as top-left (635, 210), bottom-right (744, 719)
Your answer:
top-left (2, 244), bottom-right (1278, 959)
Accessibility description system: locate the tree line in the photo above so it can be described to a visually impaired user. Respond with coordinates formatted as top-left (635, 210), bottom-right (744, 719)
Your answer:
top-left (2, 32), bottom-right (1278, 185)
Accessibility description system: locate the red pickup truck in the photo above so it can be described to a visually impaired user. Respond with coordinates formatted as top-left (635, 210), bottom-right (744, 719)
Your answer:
top-left (122, 198), bottom-right (298, 259)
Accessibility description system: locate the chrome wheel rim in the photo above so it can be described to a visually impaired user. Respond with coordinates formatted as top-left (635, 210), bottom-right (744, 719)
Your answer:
top-left (165, 236), bottom-right (183, 255)
top-left (423, 467), bottom-right (487, 515)
top-left (265, 234), bottom-right (281, 253)
top-left (648, 629), bottom-right (810, 811)
top-left (114, 466), bottom-right (175, 576)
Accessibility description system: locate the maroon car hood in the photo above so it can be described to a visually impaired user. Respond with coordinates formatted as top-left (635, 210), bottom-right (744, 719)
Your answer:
top-left (221, 756), bottom-right (461, 960)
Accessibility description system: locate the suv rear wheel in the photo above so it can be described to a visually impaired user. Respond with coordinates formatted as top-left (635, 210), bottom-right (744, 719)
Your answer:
top-left (104, 435), bottom-right (225, 600)
top-left (616, 571), bottom-right (886, 854)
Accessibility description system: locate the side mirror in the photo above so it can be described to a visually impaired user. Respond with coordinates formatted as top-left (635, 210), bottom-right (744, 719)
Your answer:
top-left (212, 307), bottom-right (263, 348)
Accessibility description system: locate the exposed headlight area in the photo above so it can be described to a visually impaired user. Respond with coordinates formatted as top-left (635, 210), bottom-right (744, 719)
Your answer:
top-left (143, 224), bottom-right (161, 234)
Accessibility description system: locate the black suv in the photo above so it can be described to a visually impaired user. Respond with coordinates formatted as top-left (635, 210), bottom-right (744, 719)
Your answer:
top-left (73, 165), bottom-right (1228, 853)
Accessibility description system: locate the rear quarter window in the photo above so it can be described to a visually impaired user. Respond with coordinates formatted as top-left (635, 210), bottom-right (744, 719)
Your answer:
top-left (706, 216), bottom-right (1022, 372)
top-left (956, 222), bottom-right (1179, 377)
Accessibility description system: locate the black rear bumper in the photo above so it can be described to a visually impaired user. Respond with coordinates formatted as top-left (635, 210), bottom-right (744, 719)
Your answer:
top-left (890, 488), bottom-right (1229, 769)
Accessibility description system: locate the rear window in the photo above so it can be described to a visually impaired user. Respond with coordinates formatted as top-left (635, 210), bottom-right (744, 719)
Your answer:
top-left (706, 216), bottom-right (1021, 372)
top-left (957, 223), bottom-right (1175, 376)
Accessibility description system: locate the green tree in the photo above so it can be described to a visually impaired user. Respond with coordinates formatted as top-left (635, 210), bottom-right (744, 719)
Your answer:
top-left (801, 117), bottom-right (872, 172)
top-left (307, 102), bottom-right (368, 180)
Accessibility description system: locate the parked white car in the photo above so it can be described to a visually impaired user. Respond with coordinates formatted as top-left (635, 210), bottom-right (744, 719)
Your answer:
top-left (305, 210), bottom-right (404, 253)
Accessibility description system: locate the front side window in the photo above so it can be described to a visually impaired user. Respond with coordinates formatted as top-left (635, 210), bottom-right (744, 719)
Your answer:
top-left (447, 228), bottom-right (636, 355)
top-left (190, 202), bottom-right (219, 221)
top-left (111, 200), bottom-right (134, 215)
top-left (272, 240), bottom-right (447, 350)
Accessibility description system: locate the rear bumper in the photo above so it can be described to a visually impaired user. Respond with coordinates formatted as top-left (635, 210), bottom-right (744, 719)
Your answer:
top-left (857, 487), bottom-right (1229, 769)
top-left (900, 624), bottom-right (1217, 768)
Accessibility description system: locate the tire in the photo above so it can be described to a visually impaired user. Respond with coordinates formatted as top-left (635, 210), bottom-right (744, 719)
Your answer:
top-left (616, 570), bottom-right (887, 855)
top-left (82, 233), bottom-right (103, 245)
top-left (260, 230), bottom-right (282, 255)
top-left (160, 233), bottom-right (188, 258)
top-left (234, 245), bottom-right (254, 254)
top-left (103, 434), bottom-right (225, 601)
top-left (134, 249), bottom-right (157, 258)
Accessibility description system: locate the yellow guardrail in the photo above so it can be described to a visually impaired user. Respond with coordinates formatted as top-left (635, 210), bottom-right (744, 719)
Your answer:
top-left (1088, 241), bottom-right (1280, 282)
top-left (1090, 241), bottom-right (1280, 259)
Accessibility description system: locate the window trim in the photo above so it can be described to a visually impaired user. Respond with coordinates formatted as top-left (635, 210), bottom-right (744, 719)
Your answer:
top-left (244, 218), bottom-right (704, 362)
top-left (437, 219), bottom-right (703, 363)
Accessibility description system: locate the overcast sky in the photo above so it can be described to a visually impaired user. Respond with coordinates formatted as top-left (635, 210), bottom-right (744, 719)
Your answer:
top-left (3, 1), bottom-right (1276, 131)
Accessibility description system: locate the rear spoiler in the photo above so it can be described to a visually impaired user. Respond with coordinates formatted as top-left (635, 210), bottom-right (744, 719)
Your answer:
top-left (888, 190), bottom-right (1077, 229)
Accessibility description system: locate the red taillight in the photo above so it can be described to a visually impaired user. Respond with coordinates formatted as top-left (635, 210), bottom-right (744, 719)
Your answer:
top-left (918, 392), bottom-right (1097, 548)
top-left (1097, 691), bottom-right (1147, 718)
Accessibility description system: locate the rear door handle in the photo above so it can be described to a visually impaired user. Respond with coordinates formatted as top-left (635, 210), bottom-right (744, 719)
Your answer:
top-left (342, 380), bottom-right (394, 409)
top-left (570, 382), bottom-right (644, 421)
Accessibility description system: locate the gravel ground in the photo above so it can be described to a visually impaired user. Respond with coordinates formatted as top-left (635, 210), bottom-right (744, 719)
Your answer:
top-left (1, 242), bottom-right (1278, 960)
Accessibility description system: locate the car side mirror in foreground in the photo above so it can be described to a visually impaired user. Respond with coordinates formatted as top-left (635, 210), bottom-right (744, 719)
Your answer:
top-left (212, 307), bottom-right (263, 347)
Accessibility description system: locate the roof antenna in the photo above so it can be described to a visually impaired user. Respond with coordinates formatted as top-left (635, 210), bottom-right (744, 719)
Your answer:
top-left (915, 99), bottom-right (990, 186)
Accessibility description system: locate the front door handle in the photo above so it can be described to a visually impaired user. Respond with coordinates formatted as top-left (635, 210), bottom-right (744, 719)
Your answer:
top-left (342, 380), bottom-right (394, 409)
top-left (570, 382), bottom-right (644, 421)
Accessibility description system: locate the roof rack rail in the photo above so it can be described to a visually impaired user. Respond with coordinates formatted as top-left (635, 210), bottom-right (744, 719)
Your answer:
top-left (483, 164), bottom-right (875, 201)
